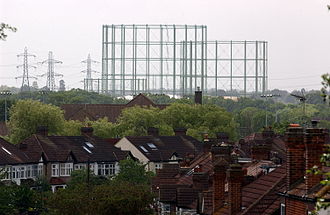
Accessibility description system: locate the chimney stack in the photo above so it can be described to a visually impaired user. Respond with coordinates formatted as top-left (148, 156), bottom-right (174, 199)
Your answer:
top-left (285, 125), bottom-right (304, 189)
top-left (192, 172), bottom-right (209, 191)
top-left (227, 163), bottom-right (243, 215)
top-left (174, 128), bottom-right (187, 136)
top-left (36, 126), bottom-right (48, 136)
top-left (305, 128), bottom-right (325, 191)
top-left (251, 144), bottom-right (271, 160)
top-left (195, 87), bottom-right (202, 105)
top-left (216, 132), bottom-right (229, 143)
top-left (81, 127), bottom-right (94, 136)
top-left (147, 127), bottom-right (159, 136)
top-left (213, 158), bottom-right (228, 211)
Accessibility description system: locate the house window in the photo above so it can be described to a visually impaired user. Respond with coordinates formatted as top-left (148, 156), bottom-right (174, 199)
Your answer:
top-left (1, 166), bottom-right (11, 180)
top-left (155, 163), bottom-right (162, 169)
top-left (26, 166), bottom-right (32, 178)
top-left (60, 163), bottom-right (73, 176)
top-left (38, 164), bottom-right (43, 176)
top-left (280, 203), bottom-right (285, 215)
top-left (97, 163), bottom-right (115, 176)
top-left (52, 164), bottom-right (59, 177)
top-left (19, 167), bottom-right (25, 178)
top-left (74, 164), bottom-right (86, 170)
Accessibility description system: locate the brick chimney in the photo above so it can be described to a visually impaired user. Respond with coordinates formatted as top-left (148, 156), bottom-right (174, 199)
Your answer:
top-left (195, 87), bottom-right (202, 105)
top-left (174, 128), bottom-right (187, 136)
top-left (227, 163), bottom-right (243, 215)
top-left (213, 158), bottom-right (228, 211)
top-left (81, 127), bottom-right (93, 136)
top-left (285, 126), bottom-right (304, 189)
top-left (210, 144), bottom-right (232, 161)
top-left (192, 172), bottom-right (209, 191)
top-left (305, 128), bottom-right (325, 191)
top-left (251, 144), bottom-right (271, 160)
top-left (216, 132), bottom-right (229, 143)
top-left (147, 127), bottom-right (159, 136)
top-left (36, 126), bottom-right (48, 136)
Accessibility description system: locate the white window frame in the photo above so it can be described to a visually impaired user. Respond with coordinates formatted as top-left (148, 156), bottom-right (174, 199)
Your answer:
top-left (51, 164), bottom-right (59, 177)
top-left (155, 163), bottom-right (163, 169)
top-left (280, 203), bottom-right (285, 215)
top-left (97, 163), bottom-right (115, 176)
top-left (74, 164), bottom-right (87, 170)
top-left (60, 163), bottom-right (73, 176)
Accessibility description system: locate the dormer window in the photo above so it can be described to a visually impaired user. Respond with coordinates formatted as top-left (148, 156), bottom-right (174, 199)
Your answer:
top-left (147, 143), bottom-right (157, 150)
top-left (1, 147), bottom-right (12, 155)
top-left (83, 146), bottom-right (92, 154)
top-left (85, 142), bottom-right (94, 148)
top-left (139, 146), bottom-right (149, 153)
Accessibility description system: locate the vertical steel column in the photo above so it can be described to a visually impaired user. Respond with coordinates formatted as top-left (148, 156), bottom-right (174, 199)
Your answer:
top-left (201, 26), bottom-right (204, 92)
top-left (173, 25), bottom-right (176, 96)
top-left (215, 41), bottom-right (218, 96)
top-left (123, 26), bottom-right (126, 96)
top-left (160, 25), bottom-right (163, 94)
top-left (190, 41), bottom-right (193, 95)
top-left (262, 41), bottom-right (266, 94)
top-left (194, 25), bottom-right (197, 91)
top-left (184, 25), bottom-right (188, 95)
top-left (134, 26), bottom-right (137, 95)
top-left (244, 41), bottom-right (247, 97)
top-left (180, 41), bottom-right (184, 96)
top-left (120, 25), bottom-right (124, 95)
top-left (132, 25), bottom-right (136, 95)
top-left (111, 25), bottom-right (116, 95)
top-left (102, 25), bottom-right (109, 94)
top-left (255, 41), bottom-right (258, 94)
top-left (230, 40), bottom-right (233, 93)
top-left (204, 26), bottom-right (208, 93)
top-left (146, 25), bottom-right (150, 93)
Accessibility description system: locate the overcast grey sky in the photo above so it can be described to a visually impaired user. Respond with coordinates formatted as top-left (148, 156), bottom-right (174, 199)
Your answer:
top-left (1, 0), bottom-right (329, 92)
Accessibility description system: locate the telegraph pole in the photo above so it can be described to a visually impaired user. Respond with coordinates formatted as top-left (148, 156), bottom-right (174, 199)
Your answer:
top-left (290, 88), bottom-right (307, 127)
top-left (82, 54), bottom-right (99, 92)
top-left (260, 93), bottom-right (281, 127)
top-left (40, 51), bottom-right (63, 91)
top-left (16, 47), bottom-right (37, 92)
top-left (0, 91), bottom-right (12, 122)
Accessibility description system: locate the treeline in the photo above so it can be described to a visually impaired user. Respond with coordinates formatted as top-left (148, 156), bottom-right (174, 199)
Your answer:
top-left (1, 89), bottom-right (329, 143)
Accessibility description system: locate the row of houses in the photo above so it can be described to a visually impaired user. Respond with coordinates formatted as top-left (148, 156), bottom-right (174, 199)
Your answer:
top-left (0, 126), bottom-right (203, 192)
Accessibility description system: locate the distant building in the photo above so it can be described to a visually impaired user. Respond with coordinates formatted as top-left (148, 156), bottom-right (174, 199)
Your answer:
top-left (59, 80), bottom-right (65, 91)
top-left (61, 93), bottom-right (167, 123)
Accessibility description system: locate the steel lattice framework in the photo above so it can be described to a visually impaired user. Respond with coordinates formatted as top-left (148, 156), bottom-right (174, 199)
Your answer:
top-left (89, 24), bottom-right (268, 96)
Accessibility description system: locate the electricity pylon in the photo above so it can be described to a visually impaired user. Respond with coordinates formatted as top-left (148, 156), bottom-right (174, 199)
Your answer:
top-left (82, 54), bottom-right (98, 91)
top-left (16, 47), bottom-right (37, 91)
top-left (40, 51), bottom-right (63, 91)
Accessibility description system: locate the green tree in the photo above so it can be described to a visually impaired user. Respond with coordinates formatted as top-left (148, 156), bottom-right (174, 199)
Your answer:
top-left (8, 99), bottom-right (65, 143)
top-left (0, 23), bottom-right (17, 41)
top-left (87, 117), bottom-right (117, 138)
top-left (113, 159), bottom-right (154, 185)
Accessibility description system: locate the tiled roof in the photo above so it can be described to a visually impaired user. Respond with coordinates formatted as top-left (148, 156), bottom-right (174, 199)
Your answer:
top-left (0, 137), bottom-right (30, 165)
top-left (240, 165), bottom-right (286, 215)
top-left (61, 94), bottom-right (167, 122)
top-left (126, 135), bottom-right (202, 162)
top-left (20, 134), bottom-right (128, 163)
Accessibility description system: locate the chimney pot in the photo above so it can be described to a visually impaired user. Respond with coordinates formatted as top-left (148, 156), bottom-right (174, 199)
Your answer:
top-left (36, 126), bottom-right (48, 136)
top-left (195, 88), bottom-right (202, 105)
top-left (147, 127), bottom-right (159, 136)
top-left (81, 127), bottom-right (94, 136)
top-left (174, 128), bottom-right (187, 136)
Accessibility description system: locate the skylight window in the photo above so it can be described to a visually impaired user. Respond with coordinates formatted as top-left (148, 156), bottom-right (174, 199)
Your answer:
top-left (147, 143), bottom-right (157, 149)
top-left (83, 146), bottom-right (92, 154)
top-left (2, 147), bottom-right (12, 155)
top-left (85, 142), bottom-right (94, 148)
top-left (139, 146), bottom-right (149, 153)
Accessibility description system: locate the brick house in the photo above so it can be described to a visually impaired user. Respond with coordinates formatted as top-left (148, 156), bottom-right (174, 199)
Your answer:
top-left (115, 127), bottom-right (203, 172)
top-left (1, 126), bottom-right (129, 192)
top-left (278, 125), bottom-right (330, 215)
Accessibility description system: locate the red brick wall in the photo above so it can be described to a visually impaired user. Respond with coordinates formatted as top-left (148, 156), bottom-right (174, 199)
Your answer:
top-left (305, 128), bottom-right (325, 190)
top-left (213, 165), bottom-right (226, 211)
top-left (286, 198), bottom-right (307, 215)
top-left (227, 164), bottom-right (243, 215)
top-left (286, 127), bottom-right (305, 189)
